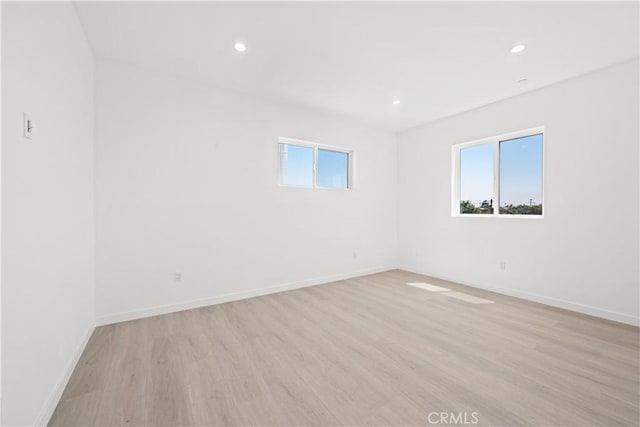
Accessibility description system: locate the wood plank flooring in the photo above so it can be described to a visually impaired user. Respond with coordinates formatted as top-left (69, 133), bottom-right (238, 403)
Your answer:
top-left (49, 270), bottom-right (640, 426)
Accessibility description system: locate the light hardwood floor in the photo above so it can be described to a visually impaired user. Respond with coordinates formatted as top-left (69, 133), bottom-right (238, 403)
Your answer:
top-left (49, 270), bottom-right (639, 426)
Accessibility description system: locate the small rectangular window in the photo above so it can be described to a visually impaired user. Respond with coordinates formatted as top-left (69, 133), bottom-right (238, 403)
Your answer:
top-left (452, 128), bottom-right (543, 217)
top-left (278, 138), bottom-right (352, 190)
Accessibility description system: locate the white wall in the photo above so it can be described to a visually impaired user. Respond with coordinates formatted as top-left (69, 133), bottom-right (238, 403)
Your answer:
top-left (1, 2), bottom-right (95, 425)
top-left (398, 59), bottom-right (639, 325)
top-left (94, 60), bottom-right (397, 323)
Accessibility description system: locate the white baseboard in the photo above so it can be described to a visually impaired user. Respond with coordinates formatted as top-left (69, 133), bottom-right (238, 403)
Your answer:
top-left (36, 324), bottom-right (95, 426)
top-left (399, 265), bottom-right (640, 327)
top-left (96, 265), bottom-right (397, 326)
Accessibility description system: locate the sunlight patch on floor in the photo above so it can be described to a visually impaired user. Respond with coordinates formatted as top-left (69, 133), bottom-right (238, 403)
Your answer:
top-left (443, 291), bottom-right (494, 304)
top-left (406, 282), bottom-right (450, 292)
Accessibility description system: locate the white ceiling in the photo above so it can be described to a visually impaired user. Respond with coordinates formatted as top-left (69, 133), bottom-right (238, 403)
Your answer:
top-left (74, 1), bottom-right (639, 132)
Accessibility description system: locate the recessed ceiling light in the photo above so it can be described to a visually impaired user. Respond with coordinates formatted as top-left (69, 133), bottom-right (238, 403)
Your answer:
top-left (392, 99), bottom-right (401, 105)
top-left (511, 44), bottom-right (527, 53)
top-left (518, 78), bottom-right (528, 84)
top-left (234, 41), bottom-right (247, 52)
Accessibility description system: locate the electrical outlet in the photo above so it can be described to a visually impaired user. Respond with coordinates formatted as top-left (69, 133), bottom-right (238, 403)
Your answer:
top-left (23, 113), bottom-right (33, 139)
top-left (499, 261), bottom-right (506, 271)
top-left (173, 271), bottom-right (183, 283)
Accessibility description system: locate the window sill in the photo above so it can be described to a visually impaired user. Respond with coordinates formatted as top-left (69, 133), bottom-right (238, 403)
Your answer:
top-left (452, 214), bottom-right (544, 219)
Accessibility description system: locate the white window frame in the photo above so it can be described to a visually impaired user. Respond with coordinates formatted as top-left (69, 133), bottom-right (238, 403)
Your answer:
top-left (451, 126), bottom-right (544, 218)
top-left (278, 137), bottom-right (353, 190)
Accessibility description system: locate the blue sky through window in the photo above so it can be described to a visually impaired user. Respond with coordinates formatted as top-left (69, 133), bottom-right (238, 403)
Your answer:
top-left (460, 134), bottom-right (542, 209)
top-left (280, 143), bottom-right (349, 189)
top-left (318, 149), bottom-right (348, 188)
top-left (460, 143), bottom-right (494, 206)
top-left (500, 134), bottom-right (543, 206)
top-left (281, 144), bottom-right (313, 186)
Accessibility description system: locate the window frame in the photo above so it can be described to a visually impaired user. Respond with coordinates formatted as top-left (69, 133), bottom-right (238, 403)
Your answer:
top-left (278, 137), bottom-right (353, 190)
top-left (451, 126), bottom-right (544, 218)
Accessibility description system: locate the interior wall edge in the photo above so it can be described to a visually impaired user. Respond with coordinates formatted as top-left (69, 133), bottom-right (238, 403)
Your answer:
top-left (399, 265), bottom-right (640, 327)
top-left (95, 265), bottom-right (397, 327)
top-left (2, 2), bottom-right (95, 424)
top-left (35, 325), bottom-right (95, 427)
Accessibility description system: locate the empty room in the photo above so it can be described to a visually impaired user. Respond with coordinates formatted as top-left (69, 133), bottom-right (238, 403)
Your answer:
top-left (1, 1), bottom-right (639, 426)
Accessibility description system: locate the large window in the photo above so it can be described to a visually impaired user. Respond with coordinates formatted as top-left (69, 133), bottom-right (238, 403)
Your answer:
top-left (452, 128), bottom-right (543, 217)
top-left (278, 137), bottom-right (352, 189)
